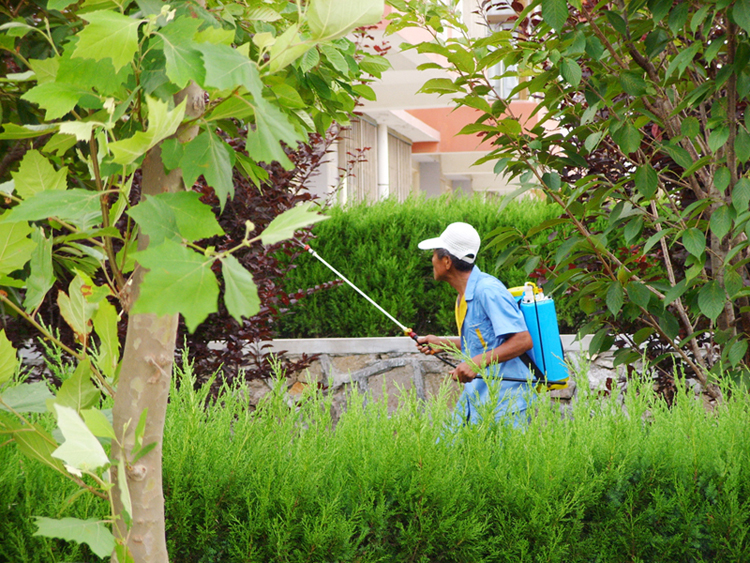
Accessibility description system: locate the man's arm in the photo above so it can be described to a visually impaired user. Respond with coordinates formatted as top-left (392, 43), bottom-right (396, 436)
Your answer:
top-left (415, 335), bottom-right (460, 355)
top-left (452, 331), bottom-right (533, 383)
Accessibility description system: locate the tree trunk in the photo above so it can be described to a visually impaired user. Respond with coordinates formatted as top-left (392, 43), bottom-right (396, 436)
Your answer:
top-left (110, 82), bottom-right (205, 563)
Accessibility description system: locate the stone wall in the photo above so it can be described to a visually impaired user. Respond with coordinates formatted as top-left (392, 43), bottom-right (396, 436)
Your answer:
top-left (242, 336), bottom-right (625, 418)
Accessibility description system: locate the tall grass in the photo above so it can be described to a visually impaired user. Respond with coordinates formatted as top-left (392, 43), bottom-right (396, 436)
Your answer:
top-left (3, 359), bottom-right (750, 562)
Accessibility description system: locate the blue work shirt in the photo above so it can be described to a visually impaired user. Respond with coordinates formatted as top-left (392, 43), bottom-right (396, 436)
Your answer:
top-left (454, 266), bottom-right (534, 426)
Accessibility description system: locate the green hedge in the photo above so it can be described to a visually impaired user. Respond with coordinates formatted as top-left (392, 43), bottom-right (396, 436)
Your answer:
top-left (277, 194), bottom-right (582, 338)
top-left (3, 363), bottom-right (750, 562)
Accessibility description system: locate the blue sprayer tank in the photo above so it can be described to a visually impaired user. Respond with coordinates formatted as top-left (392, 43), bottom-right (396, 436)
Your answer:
top-left (510, 283), bottom-right (569, 387)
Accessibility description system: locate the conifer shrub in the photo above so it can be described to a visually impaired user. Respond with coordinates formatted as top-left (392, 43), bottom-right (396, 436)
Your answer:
top-left (278, 194), bottom-right (583, 338)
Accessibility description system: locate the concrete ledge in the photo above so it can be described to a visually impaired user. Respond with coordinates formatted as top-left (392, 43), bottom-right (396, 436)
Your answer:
top-left (265, 335), bottom-right (592, 356)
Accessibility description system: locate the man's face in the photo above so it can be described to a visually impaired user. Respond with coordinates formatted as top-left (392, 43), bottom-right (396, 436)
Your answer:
top-left (431, 250), bottom-right (449, 281)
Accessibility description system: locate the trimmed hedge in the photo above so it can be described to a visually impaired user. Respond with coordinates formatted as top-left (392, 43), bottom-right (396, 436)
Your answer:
top-left (277, 194), bottom-right (582, 338)
top-left (3, 363), bottom-right (750, 563)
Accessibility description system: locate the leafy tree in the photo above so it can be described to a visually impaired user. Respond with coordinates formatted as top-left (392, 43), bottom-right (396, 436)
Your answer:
top-left (0, 0), bottom-right (384, 560)
top-left (388, 0), bottom-right (750, 396)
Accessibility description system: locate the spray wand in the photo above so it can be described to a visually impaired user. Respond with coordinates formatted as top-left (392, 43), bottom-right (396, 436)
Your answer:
top-left (300, 243), bottom-right (457, 369)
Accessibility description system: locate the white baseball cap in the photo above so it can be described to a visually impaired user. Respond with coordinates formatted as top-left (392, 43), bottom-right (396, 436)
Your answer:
top-left (418, 222), bottom-right (481, 264)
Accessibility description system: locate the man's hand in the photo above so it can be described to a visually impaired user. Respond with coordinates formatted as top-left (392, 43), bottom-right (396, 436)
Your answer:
top-left (450, 362), bottom-right (476, 383)
top-left (415, 334), bottom-right (440, 355)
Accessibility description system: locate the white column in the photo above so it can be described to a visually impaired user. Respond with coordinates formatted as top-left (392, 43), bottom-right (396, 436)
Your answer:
top-left (377, 123), bottom-right (389, 199)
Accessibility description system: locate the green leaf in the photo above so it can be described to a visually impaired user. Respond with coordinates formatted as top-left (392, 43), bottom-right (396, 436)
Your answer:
top-left (81, 408), bottom-right (116, 440)
top-left (117, 456), bottom-right (132, 526)
top-left (626, 280), bottom-right (652, 308)
top-left (726, 338), bottom-right (748, 367)
top-left (634, 164), bottom-right (658, 199)
top-left (12, 150), bottom-right (68, 199)
top-left (605, 10), bottom-right (628, 35)
top-left (92, 301), bottom-right (120, 380)
top-left (735, 127), bottom-right (750, 163)
top-left (682, 228), bottom-right (706, 257)
top-left (246, 97), bottom-right (304, 169)
top-left (109, 97), bottom-right (187, 165)
top-left (724, 268), bottom-right (744, 298)
top-left (132, 240), bottom-right (219, 332)
top-left (129, 191), bottom-right (223, 246)
top-left (261, 202), bottom-right (329, 246)
top-left (620, 71), bottom-right (647, 96)
top-left (52, 403), bottom-right (110, 472)
top-left (663, 143), bottom-right (693, 169)
top-left (733, 178), bottom-right (750, 213)
top-left (0, 382), bottom-right (54, 413)
top-left (73, 10), bottom-right (143, 72)
top-left (681, 116), bottom-right (700, 138)
top-left (34, 517), bottom-right (115, 559)
top-left (734, 0), bottom-right (750, 34)
top-left (4, 189), bottom-right (102, 230)
top-left (157, 17), bottom-right (204, 89)
top-left (0, 330), bottom-right (18, 386)
top-left (698, 280), bottom-right (726, 321)
top-left (0, 123), bottom-right (59, 141)
top-left (196, 43), bottom-right (263, 93)
top-left (319, 44), bottom-right (350, 75)
top-left (221, 254), bottom-right (260, 323)
top-left (658, 312), bottom-right (680, 340)
top-left (21, 82), bottom-right (91, 121)
top-left (57, 276), bottom-right (97, 341)
top-left (708, 126), bottom-right (730, 153)
top-left (0, 221), bottom-right (36, 277)
top-left (55, 359), bottom-right (99, 412)
top-left (710, 205), bottom-right (733, 240)
top-left (418, 78), bottom-right (460, 94)
top-left (612, 122), bottom-right (642, 155)
top-left (664, 42), bottom-right (700, 80)
top-left (541, 0), bottom-right (568, 32)
top-left (48, 0), bottom-right (77, 10)
top-left (560, 58), bottom-right (582, 87)
top-left (714, 166), bottom-right (731, 193)
top-left (307, 0), bottom-right (384, 41)
top-left (24, 228), bottom-right (55, 312)
top-left (606, 280), bottom-right (624, 315)
top-left (180, 131), bottom-right (236, 206)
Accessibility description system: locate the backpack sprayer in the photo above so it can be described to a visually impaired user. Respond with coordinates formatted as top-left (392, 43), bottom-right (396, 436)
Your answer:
top-left (301, 244), bottom-right (568, 389)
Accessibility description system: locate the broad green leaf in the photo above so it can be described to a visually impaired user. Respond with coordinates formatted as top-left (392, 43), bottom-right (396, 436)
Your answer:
top-left (179, 131), bottom-right (236, 206)
top-left (0, 123), bottom-right (58, 140)
top-left (710, 205), bottom-right (733, 240)
top-left (681, 116), bottom-right (700, 138)
top-left (727, 338), bottom-right (749, 367)
top-left (620, 71), bottom-right (647, 96)
top-left (28, 57), bottom-right (59, 84)
top-left (157, 17), bottom-right (204, 88)
top-left (55, 359), bottom-right (99, 412)
top-left (117, 456), bottom-right (132, 525)
top-left (48, 0), bottom-right (77, 10)
top-left (664, 42), bottom-right (701, 80)
top-left (21, 82), bottom-right (92, 121)
top-left (81, 408), bottom-right (116, 439)
top-left (734, 0), bottom-right (750, 34)
top-left (612, 122), bottom-right (642, 155)
top-left (12, 150), bottom-right (67, 198)
top-left (0, 381), bottom-right (54, 413)
top-left (57, 276), bottom-right (97, 341)
top-left (698, 280), bottom-right (726, 321)
top-left (34, 517), bottom-right (115, 559)
top-left (0, 330), bottom-right (17, 386)
top-left (319, 44), bottom-right (350, 75)
top-left (664, 143), bottom-right (693, 169)
top-left (73, 10), bottom-right (143, 71)
top-left (132, 240), bottom-right (219, 332)
top-left (128, 191), bottom-right (223, 245)
top-left (626, 281), bottom-right (652, 309)
top-left (735, 127), bottom-right (750, 163)
top-left (682, 228), bottom-right (706, 257)
top-left (24, 228), bottom-right (55, 312)
top-left (261, 202), bottom-right (329, 246)
top-left (733, 178), bottom-right (750, 212)
top-left (418, 78), bottom-right (460, 94)
top-left (708, 126), bottom-right (730, 153)
top-left (44, 133), bottom-right (78, 157)
top-left (92, 301), bottom-right (120, 380)
top-left (59, 121), bottom-right (102, 142)
top-left (658, 312), bottom-right (680, 340)
top-left (725, 268), bottom-right (744, 298)
top-left (221, 254), bottom-right (260, 323)
top-left (560, 58), bottom-right (581, 87)
top-left (52, 404), bottom-right (110, 472)
top-left (269, 25), bottom-right (313, 73)
top-left (246, 97), bottom-right (304, 169)
top-left (307, 0), bottom-right (384, 41)
top-left (634, 164), bottom-right (658, 199)
top-left (109, 97), bottom-right (187, 164)
top-left (196, 43), bottom-right (263, 94)
top-left (714, 166), bottom-right (731, 193)
top-left (606, 280), bottom-right (624, 315)
top-left (0, 221), bottom-right (36, 276)
top-left (5, 189), bottom-right (101, 229)
top-left (541, 0), bottom-right (568, 32)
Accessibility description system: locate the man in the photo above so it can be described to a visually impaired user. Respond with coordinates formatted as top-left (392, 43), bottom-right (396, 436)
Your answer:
top-left (415, 222), bottom-right (535, 426)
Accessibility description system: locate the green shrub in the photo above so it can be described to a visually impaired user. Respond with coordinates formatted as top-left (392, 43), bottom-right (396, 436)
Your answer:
top-left (277, 194), bottom-right (583, 338)
top-left (4, 360), bottom-right (750, 562)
